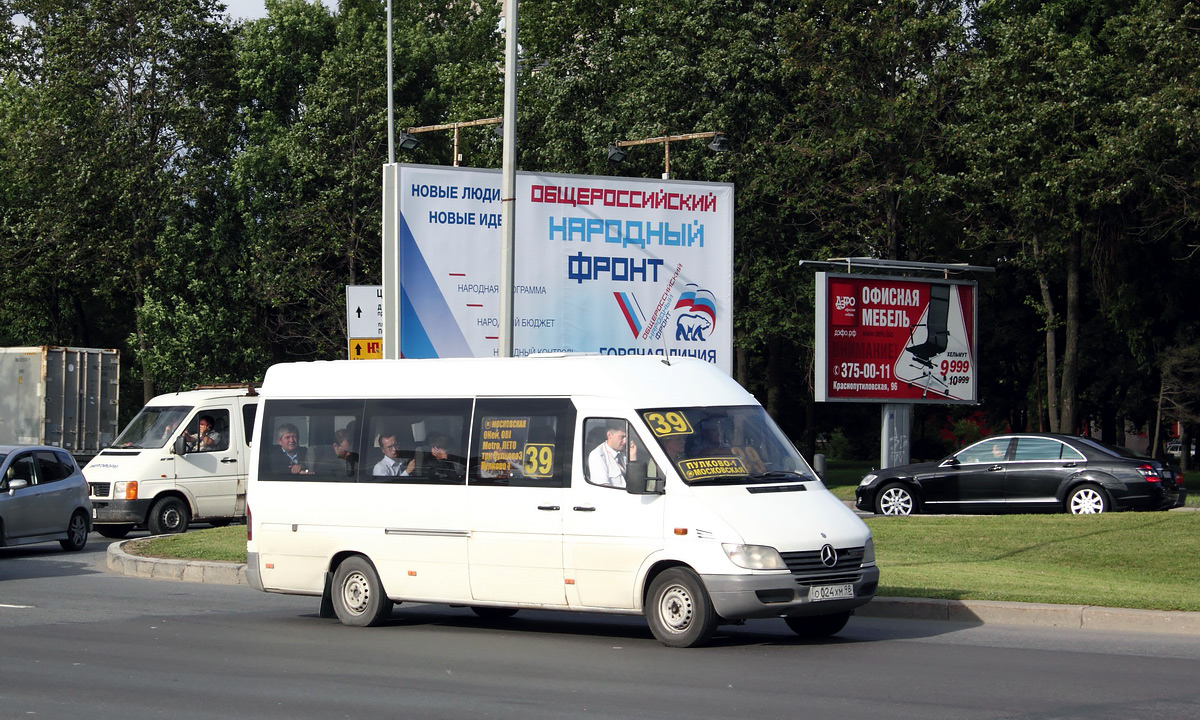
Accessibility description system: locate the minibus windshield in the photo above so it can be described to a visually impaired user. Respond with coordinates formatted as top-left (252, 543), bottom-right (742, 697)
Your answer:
top-left (112, 406), bottom-right (192, 449)
top-left (639, 405), bottom-right (819, 485)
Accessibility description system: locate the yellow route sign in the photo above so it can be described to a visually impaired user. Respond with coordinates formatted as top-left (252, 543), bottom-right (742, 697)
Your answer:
top-left (348, 338), bottom-right (383, 360)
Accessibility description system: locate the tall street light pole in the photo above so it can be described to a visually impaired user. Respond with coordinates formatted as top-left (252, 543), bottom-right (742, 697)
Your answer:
top-left (386, 0), bottom-right (394, 164)
top-left (498, 0), bottom-right (518, 358)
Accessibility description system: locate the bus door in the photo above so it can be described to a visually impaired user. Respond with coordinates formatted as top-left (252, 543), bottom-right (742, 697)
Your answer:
top-left (563, 417), bottom-right (666, 609)
top-left (466, 399), bottom-right (574, 607)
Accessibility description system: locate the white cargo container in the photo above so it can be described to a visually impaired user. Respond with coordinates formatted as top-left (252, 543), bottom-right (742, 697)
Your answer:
top-left (0, 346), bottom-right (120, 460)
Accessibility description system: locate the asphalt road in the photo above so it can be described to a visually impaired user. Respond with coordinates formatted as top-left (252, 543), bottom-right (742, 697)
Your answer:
top-left (3, 533), bottom-right (1199, 720)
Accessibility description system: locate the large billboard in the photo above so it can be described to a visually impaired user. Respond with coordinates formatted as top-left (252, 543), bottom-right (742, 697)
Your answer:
top-left (815, 272), bottom-right (978, 403)
top-left (388, 164), bottom-right (734, 373)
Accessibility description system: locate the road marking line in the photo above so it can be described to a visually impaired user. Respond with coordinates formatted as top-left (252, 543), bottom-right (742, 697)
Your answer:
top-left (0, 603), bottom-right (34, 609)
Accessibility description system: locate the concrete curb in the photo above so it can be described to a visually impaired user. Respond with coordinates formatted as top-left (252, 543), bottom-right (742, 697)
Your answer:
top-left (855, 596), bottom-right (1200, 634)
top-left (107, 538), bottom-right (248, 585)
top-left (107, 542), bottom-right (1200, 635)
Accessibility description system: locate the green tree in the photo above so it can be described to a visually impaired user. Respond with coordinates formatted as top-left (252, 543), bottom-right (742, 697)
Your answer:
top-left (0, 0), bottom-right (238, 401)
top-left (955, 1), bottom-right (1200, 436)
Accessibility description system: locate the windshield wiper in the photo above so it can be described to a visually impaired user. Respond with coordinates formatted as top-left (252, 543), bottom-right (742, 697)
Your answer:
top-left (748, 470), bottom-right (814, 482)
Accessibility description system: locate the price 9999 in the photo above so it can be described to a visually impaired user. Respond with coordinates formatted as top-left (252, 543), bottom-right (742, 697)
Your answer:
top-left (939, 359), bottom-right (970, 374)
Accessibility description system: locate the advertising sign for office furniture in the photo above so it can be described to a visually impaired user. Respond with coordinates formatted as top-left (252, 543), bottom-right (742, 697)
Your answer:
top-left (815, 273), bottom-right (978, 403)
top-left (393, 164), bottom-right (734, 374)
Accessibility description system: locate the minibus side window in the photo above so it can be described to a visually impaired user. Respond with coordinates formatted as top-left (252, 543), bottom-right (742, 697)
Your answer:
top-left (360, 399), bottom-right (472, 485)
top-left (582, 417), bottom-right (650, 489)
top-left (258, 399), bottom-right (365, 482)
top-left (471, 398), bottom-right (575, 489)
top-left (242, 404), bottom-right (257, 447)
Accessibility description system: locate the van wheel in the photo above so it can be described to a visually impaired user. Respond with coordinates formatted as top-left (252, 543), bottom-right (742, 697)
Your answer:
top-left (646, 568), bottom-right (717, 648)
top-left (471, 607), bottom-right (518, 620)
top-left (59, 511), bottom-right (89, 552)
top-left (148, 496), bottom-right (190, 535)
top-left (331, 556), bottom-right (394, 627)
top-left (97, 524), bottom-right (133, 539)
top-left (785, 611), bottom-right (851, 639)
top-left (876, 483), bottom-right (917, 515)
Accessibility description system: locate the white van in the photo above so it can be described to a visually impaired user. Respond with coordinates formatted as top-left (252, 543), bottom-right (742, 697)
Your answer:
top-left (246, 356), bottom-right (878, 647)
top-left (85, 386), bottom-right (259, 538)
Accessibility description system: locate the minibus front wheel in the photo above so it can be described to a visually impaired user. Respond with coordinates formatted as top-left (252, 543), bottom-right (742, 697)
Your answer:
top-left (646, 568), bottom-right (717, 648)
top-left (331, 556), bottom-right (394, 627)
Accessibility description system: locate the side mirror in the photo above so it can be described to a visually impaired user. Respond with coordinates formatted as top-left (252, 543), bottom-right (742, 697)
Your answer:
top-left (173, 436), bottom-right (187, 455)
top-left (624, 460), bottom-right (664, 495)
top-left (8, 478), bottom-right (29, 492)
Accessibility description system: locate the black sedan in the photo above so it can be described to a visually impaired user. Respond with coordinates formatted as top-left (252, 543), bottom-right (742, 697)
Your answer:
top-left (855, 433), bottom-right (1183, 515)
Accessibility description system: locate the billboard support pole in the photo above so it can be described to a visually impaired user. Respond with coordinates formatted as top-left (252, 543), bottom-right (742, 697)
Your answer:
top-left (382, 164), bottom-right (400, 359)
top-left (881, 403), bottom-right (912, 469)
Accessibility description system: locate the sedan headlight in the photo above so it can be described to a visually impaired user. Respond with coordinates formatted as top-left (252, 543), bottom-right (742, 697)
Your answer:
top-left (723, 543), bottom-right (787, 570)
top-left (859, 473), bottom-right (878, 487)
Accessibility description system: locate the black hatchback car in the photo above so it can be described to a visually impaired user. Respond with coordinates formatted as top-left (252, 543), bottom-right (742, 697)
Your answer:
top-left (855, 433), bottom-right (1184, 515)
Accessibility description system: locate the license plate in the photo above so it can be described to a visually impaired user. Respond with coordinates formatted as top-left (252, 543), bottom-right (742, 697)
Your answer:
top-left (809, 584), bottom-right (854, 602)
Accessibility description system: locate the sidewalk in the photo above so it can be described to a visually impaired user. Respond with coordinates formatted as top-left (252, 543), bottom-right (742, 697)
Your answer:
top-left (106, 540), bottom-right (1200, 635)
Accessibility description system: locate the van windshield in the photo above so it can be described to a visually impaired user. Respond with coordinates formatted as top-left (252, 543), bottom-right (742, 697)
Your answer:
top-left (113, 406), bottom-right (192, 449)
top-left (639, 405), bottom-right (819, 485)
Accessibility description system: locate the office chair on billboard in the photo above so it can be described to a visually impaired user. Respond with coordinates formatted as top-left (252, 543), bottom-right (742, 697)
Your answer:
top-left (904, 284), bottom-right (951, 396)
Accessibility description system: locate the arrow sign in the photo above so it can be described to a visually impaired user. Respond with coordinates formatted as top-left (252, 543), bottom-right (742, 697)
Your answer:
top-left (348, 337), bottom-right (382, 360)
top-left (345, 285), bottom-right (383, 341)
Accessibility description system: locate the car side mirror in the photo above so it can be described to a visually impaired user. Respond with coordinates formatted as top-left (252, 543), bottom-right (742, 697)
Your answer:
top-left (7, 478), bottom-right (28, 492)
top-left (625, 460), bottom-right (665, 495)
top-left (173, 436), bottom-right (187, 455)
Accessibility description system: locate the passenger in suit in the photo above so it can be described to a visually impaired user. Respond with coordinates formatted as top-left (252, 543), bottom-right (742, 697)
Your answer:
top-left (267, 423), bottom-right (312, 475)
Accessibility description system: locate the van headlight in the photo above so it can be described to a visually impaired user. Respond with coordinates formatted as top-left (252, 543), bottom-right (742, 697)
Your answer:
top-left (862, 536), bottom-right (875, 565)
top-left (114, 481), bottom-right (139, 500)
top-left (859, 473), bottom-right (878, 487)
top-left (723, 544), bottom-right (787, 570)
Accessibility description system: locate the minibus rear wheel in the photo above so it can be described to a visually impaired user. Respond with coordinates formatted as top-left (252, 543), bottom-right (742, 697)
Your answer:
top-left (331, 556), bottom-right (394, 627)
top-left (646, 568), bottom-right (717, 648)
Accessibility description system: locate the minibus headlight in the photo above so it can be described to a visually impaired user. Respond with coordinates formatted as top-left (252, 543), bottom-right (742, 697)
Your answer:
top-left (862, 537), bottom-right (875, 565)
top-left (115, 481), bottom-right (139, 500)
top-left (859, 473), bottom-right (878, 487)
top-left (723, 544), bottom-right (787, 570)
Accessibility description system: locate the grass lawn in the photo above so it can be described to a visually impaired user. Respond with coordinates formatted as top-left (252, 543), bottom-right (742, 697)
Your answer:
top-left (866, 512), bottom-right (1200, 612)
top-left (125, 526), bottom-right (248, 563)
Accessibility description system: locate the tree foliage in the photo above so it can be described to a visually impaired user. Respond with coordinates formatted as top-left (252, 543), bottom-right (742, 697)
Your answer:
top-left (0, 0), bottom-right (1196, 449)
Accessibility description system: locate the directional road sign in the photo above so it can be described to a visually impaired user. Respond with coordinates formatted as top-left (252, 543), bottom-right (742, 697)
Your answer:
top-left (346, 285), bottom-right (383, 359)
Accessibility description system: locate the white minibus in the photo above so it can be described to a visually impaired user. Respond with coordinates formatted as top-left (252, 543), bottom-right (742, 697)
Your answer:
top-left (85, 386), bottom-right (259, 537)
top-left (246, 356), bottom-right (878, 647)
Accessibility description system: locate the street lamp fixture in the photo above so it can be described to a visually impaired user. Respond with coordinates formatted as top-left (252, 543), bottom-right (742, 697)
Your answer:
top-left (402, 116), bottom-right (503, 166)
top-left (396, 131), bottom-right (422, 151)
top-left (606, 144), bottom-right (629, 163)
top-left (607, 131), bottom-right (729, 179)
